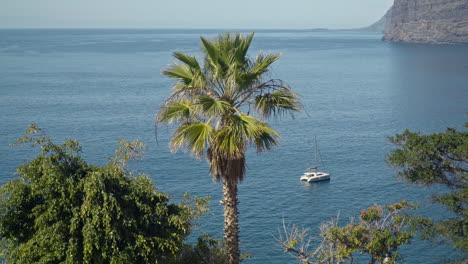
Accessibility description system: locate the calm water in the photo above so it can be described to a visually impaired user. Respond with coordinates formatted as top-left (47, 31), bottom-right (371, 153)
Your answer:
top-left (0, 29), bottom-right (467, 263)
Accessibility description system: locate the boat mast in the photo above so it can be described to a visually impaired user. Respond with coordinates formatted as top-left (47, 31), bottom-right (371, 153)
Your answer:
top-left (313, 135), bottom-right (318, 169)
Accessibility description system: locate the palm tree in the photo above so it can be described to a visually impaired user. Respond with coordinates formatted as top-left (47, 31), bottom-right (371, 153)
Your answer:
top-left (158, 32), bottom-right (301, 264)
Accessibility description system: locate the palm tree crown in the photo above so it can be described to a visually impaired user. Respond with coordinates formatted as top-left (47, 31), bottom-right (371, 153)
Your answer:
top-left (158, 32), bottom-right (300, 183)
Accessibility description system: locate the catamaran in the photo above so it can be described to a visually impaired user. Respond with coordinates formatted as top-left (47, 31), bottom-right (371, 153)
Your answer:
top-left (300, 136), bottom-right (330, 183)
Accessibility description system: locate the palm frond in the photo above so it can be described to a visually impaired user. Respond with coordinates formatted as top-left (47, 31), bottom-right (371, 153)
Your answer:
top-left (163, 51), bottom-right (205, 89)
top-left (196, 96), bottom-right (233, 117)
top-left (212, 114), bottom-right (280, 157)
top-left (234, 71), bottom-right (261, 93)
top-left (202, 33), bottom-right (253, 82)
top-left (157, 99), bottom-right (195, 124)
top-left (212, 125), bottom-right (245, 160)
top-left (236, 115), bottom-right (280, 151)
top-left (252, 53), bottom-right (281, 76)
top-left (254, 88), bottom-right (301, 119)
top-left (172, 52), bottom-right (201, 69)
top-left (170, 122), bottom-right (214, 158)
top-left (253, 124), bottom-right (280, 152)
top-left (239, 32), bottom-right (254, 59)
top-left (163, 70), bottom-right (207, 100)
top-left (201, 36), bottom-right (220, 73)
top-left (162, 63), bottom-right (196, 85)
top-left (207, 113), bottom-right (249, 181)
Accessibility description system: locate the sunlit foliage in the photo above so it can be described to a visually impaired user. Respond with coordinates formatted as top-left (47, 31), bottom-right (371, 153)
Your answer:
top-left (0, 125), bottom-right (208, 264)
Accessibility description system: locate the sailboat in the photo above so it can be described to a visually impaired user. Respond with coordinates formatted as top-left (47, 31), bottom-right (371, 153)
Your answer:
top-left (300, 136), bottom-right (330, 183)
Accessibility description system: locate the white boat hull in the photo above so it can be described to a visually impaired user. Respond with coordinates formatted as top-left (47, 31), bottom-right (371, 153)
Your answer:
top-left (300, 172), bottom-right (330, 182)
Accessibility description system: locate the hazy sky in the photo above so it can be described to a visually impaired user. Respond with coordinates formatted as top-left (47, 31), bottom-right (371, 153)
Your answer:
top-left (1, 0), bottom-right (394, 29)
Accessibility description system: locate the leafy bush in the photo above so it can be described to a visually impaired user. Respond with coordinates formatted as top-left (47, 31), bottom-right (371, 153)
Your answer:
top-left (0, 125), bottom-right (208, 264)
top-left (278, 201), bottom-right (415, 264)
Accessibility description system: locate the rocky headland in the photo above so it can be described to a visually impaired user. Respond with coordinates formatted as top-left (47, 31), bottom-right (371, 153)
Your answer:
top-left (383, 0), bottom-right (468, 44)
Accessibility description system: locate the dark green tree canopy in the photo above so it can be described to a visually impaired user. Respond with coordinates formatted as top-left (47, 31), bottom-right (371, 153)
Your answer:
top-left (0, 125), bottom-right (208, 264)
top-left (388, 126), bottom-right (467, 188)
top-left (387, 124), bottom-right (467, 254)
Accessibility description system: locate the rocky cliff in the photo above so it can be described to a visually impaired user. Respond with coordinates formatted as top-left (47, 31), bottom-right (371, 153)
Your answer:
top-left (383, 0), bottom-right (468, 44)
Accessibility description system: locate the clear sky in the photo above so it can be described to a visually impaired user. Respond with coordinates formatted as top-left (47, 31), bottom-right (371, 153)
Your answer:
top-left (1, 0), bottom-right (394, 29)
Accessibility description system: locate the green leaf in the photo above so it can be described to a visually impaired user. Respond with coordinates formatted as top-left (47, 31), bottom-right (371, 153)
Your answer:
top-left (196, 96), bottom-right (232, 116)
top-left (255, 88), bottom-right (300, 119)
top-left (171, 122), bottom-right (214, 158)
top-left (158, 99), bottom-right (195, 124)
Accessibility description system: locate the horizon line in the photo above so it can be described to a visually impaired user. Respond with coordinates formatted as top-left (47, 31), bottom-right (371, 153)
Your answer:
top-left (0, 27), bottom-right (371, 31)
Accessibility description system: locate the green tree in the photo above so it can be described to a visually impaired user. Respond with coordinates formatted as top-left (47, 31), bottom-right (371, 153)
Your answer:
top-left (278, 201), bottom-right (415, 264)
top-left (0, 125), bottom-right (208, 264)
top-left (158, 32), bottom-right (301, 263)
top-left (387, 123), bottom-right (467, 258)
top-left (175, 233), bottom-right (229, 264)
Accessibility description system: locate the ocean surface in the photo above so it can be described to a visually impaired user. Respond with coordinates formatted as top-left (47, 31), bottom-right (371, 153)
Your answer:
top-left (0, 29), bottom-right (467, 263)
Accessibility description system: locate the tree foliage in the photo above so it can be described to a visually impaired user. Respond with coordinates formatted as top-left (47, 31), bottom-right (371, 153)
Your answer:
top-left (174, 233), bottom-right (229, 264)
top-left (278, 201), bottom-right (415, 264)
top-left (387, 123), bottom-right (467, 256)
top-left (0, 124), bottom-right (209, 264)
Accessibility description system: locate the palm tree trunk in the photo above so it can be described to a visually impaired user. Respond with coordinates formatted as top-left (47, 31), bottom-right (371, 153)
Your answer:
top-left (222, 178), bottom-right (240, 264)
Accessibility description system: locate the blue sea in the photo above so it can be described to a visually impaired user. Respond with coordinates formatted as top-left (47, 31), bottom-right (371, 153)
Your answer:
top-left (0, 29), bottom-right (467, 263)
